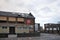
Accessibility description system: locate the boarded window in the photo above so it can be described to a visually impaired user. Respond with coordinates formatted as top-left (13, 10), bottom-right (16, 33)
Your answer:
top-left (17, 18), bottom-right (24, 22)
top-left (8, 17), bottom-right (16, 21)
top-left (0, 16), bottom-right (7, 20)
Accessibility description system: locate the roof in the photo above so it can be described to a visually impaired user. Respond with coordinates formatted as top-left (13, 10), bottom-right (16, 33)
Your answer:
top-left (0, 11), bottom-right (35, 18)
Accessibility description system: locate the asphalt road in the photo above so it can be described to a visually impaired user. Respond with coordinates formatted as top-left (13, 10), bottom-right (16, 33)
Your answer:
top-left (0, 33), bottom-right (60, 40)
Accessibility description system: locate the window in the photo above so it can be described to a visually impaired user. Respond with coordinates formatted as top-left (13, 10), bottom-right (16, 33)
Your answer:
top-left (58, 27), bottom-right (59, 30)
top-left (50, 28), bottom-right (52, 30)
top-left (17, 27), bottom-right (23, 29)
top-left (21, 27), bottom-right (29, 29)
top-left (20, 27), bottom-right (23, 29)
top-left (29, 27), bottom-right (33, 29)
top-left (53, 28), bottom-right (56, 30)
top-left (2, 26), bottom-right (7, 29)
top-left (29, 27), bottom-right (31, 29)
top-left (17, 27), bottom-right (29, 29)
top-left (8, 17), bottom-right (16, 21)
top-left (23, 27), bottom-right (28, 29)
top-left (46, 28), bottom-right (48, 30)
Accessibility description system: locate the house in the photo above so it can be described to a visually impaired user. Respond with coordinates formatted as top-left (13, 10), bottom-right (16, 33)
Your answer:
top-left (0, 11), bottom-right (35, 37)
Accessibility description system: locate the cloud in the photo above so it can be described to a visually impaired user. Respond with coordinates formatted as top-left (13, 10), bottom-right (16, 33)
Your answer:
top-left (40, 7), bottom-right (52, 13)
top-left (0, 0), bottom-right (60, 27)
top-left (0, 0), bottom-right (30, 13)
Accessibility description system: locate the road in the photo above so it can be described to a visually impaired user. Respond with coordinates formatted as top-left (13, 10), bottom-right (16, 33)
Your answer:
top-left (0, 33), bottom-right (60, 40)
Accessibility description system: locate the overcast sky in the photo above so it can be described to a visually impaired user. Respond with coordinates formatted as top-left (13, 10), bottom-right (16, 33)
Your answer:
top-left (0, 0), bottom-right (60, 28)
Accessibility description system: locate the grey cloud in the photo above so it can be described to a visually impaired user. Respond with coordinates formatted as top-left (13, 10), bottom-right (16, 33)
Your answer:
top-left (33, 0), bottom-right (57, 5)
top-left (57, 3), bottom-right (60, 7)
top-left (46, 0), bottom-right (57, 3)
top-left (16, 3), bottom-right (25, 7)
top-left (41, 7), bottom-right (52, 13)
top-left (5, 0), bottom-right (9, 2)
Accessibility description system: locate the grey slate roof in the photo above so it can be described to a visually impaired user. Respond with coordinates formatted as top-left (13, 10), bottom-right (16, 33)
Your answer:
top-left (0, 11), bottom-right (35, 18)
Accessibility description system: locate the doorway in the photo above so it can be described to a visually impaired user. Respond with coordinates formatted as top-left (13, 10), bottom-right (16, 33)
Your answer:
top-left (9, 27), bottom-right (15, 34)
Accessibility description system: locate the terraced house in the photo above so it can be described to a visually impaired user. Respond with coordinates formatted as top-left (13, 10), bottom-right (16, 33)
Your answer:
top-left (0, 11), bottom-right (35, 37)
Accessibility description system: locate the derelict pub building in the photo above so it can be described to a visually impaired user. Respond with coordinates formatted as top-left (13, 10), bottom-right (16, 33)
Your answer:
top-left (0, 11), bottom-right (35, 37)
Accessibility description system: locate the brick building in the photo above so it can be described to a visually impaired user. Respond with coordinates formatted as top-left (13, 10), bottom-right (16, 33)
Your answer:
top-left (0, 11), bottom-right (35, 37)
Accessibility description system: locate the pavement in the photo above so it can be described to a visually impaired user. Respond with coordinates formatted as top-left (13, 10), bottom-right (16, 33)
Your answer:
top-left (0, 33), bottom-right (60, 40)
